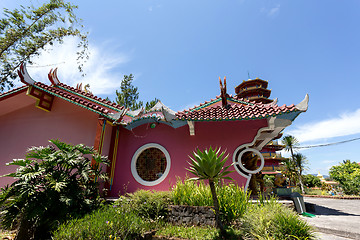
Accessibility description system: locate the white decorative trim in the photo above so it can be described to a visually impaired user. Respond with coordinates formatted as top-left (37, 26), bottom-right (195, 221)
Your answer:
top-left (232, 116), bottom-right (293, 192)
top-left (237, 148), bottom-right (264, 174)
top-left (295, 94), bottom-right (309, 111)
top-left (187, 121), bottom-right (195, 136)
top-left (149, 100), bottom-right (177, 122)
top-left (48, 68), bottom-right (60, 85)
top-left (232, 147), bottom-right (264, 192)
top-left (18, 63), bottom-right (35, 85)
top-left (131, 143), bottom-right (171, 186)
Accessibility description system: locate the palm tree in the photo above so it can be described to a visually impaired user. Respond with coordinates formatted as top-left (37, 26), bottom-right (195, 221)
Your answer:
top-left (281, 135), bottom-right (299, 160)
top-left (187, 147), bottom-right (233, 236)
top-left (293, 153), bottom-right (308, 194)
top-left (282, 135), bottom-right (308, 194)
top-left (282, 157), bottom-right (297, 186)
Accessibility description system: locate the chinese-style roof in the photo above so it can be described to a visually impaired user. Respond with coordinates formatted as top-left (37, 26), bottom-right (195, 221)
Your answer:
top-left (0, 85), bottom-right (28, 101)
top-left (176, 95), bottom-right (299, 122)
top-left (33, 81), bottom-right (124, 116)
top-left (7, 64), bottom-right (308, 131)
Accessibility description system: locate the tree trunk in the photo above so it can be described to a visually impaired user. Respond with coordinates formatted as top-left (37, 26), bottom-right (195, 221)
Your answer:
top-left (299, 171), bottom-right (305, 194)
top-left (209, 179), bottom-right (226, 236)
top-left (15, 216), bottom-right (33, 240)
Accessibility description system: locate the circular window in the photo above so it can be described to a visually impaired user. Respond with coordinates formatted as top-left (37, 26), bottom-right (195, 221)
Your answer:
top-left (232, 147), bottom-right (264, 175)
top-left (131, 143), bottom-right (171, 186)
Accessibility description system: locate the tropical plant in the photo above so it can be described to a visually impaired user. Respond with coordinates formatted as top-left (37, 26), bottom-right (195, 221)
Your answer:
top-left (281, 135), bottom-right (299, 159)
top-left (187, 147), bottom-right (234, 235)
top-left (293, 153), bottom-right (308, 194)
top-left (0, 140), bottom-right (108, 240)
top-left (329, 160), bottom-right (360, 195)
top-left (263, 174), bottom-right (275, 191)
top-left (0, 0), bottom-right (88, 92)
top-left (281, 158), bottom-right (297, 186)
top-left (303, 174), bottom-right (322, 188)
top-left (281, 135), bottom-right (308, 194)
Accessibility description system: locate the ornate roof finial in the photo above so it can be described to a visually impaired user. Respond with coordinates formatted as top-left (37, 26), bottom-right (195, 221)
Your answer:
top-left (18, 63), bottom-right (35, 85)
top-left (219, 76), bottom-right (229, 108)
top-left (48, 68), bottom-right (60, 86)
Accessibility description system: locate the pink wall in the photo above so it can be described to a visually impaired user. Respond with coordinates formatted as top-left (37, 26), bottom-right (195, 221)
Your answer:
top-left (0, 94), bottom-right (108, 187)
top-left (109, 119), bottom-right (268, 196)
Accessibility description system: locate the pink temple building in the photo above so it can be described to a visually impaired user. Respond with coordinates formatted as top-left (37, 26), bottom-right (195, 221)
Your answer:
top-left (0, 65), bottom-right (308, 196)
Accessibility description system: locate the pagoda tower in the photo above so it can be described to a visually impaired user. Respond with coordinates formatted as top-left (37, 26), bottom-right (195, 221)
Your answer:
top-left (234, 78), bottom-right (272, 104)
top-left (260, 139), bottom-right (286, 175)
top-left (235, 78), bottom-right (284, 176)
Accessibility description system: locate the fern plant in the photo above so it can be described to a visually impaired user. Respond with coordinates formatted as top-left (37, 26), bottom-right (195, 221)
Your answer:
top-left (0, 139), bottom-right (109, 240)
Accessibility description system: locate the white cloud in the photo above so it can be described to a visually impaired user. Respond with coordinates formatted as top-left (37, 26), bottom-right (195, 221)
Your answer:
top-left (261, 4), bottom-right (280, 17)
top-left (268, 5), bottom-right (280, 16)
top-left (148, 4), bottom-right (161, 12)
top-left (288, 108), bottom-right (360, 143)
top-left (24, 37), bottom-right (131, 96)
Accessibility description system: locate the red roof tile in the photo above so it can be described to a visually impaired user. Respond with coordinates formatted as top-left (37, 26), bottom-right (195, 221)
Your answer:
top-left (176, 98), bottom-right (298, 121)
top-left (32, 82), bottom-right (124, 117)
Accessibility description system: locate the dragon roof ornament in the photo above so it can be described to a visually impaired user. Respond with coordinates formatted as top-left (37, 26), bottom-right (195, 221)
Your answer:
top-left (17, 63), bottom-right (35, 86)
top-left (48, 68), bottom-right (60, 86)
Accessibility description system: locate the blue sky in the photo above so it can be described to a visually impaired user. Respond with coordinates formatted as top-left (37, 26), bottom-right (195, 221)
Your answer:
top-left (2, 0), bottom-right (360, 175)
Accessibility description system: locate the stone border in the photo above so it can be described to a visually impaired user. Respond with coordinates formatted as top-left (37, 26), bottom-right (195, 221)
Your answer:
top-left (168, 205), bottom-right (215, 226)
top-left (303, 195), bottom-right (360, 200)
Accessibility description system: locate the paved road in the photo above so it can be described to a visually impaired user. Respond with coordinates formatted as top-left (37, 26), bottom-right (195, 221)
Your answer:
top-left (302, 197), bottom-right (360, 240)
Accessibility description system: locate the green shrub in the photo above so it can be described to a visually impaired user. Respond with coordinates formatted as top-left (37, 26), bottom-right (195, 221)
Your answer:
top-left (156, 224), bottom-right (221, 240)
top-left (303, 174), bottom-right (322, 188)
top-left (242, 198), bottom-right (315, 240)
top-left (156, 224), bottom-right (244, 240)
top-left (330, 160), bottom-right (360, 195)
top-left (116, 189), bottom-right (171, 220)
top-left (217, 183), bottom-right (250, 223)
top-left (172, 179), bottom-right (250, 223)
top-left (0, 140), bottom-right (108, 240)
top-left (52, 204), bottom-right (158, 240)
top-left (172, 178), bottom-right (212, 206)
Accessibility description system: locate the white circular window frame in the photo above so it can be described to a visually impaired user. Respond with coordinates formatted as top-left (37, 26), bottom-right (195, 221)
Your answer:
top-left (131, 143), bottom-right (171, 186)
top-left (237, 148), bottom-right (264, 174)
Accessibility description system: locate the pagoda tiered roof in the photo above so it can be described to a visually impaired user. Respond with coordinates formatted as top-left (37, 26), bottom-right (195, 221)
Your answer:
top-left (234, 78), bottom-right (273, 104)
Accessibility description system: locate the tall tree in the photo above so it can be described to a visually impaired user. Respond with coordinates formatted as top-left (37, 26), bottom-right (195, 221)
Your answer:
top-left (281, 157), bottom-right (297, 186)
top-left (330, 160), bottom-right (360, 195)
top-left (293, 153), bottom-right (308, 194)
top-left (115, 74), bottom-right (158, 111)
top-left (281, 135), bottom-right (308, 194)
top-left (0, 0), bottom-right (88, 92)
top-left (281, 135), bottom-right (299, 160)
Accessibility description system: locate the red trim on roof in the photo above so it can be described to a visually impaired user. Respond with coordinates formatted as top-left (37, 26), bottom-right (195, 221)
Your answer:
top-left (0, 86), bottom-right (28, 101)
top-left (32, 82), bottom-right (124, 117)
top-left (176, 97), bottom-right (297, 121)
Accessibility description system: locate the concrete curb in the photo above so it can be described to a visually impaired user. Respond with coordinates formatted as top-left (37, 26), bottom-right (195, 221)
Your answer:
top-left (303, 195), bottom-right (360, 200)
top-left (313, 226), bottom-right (360, 240)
